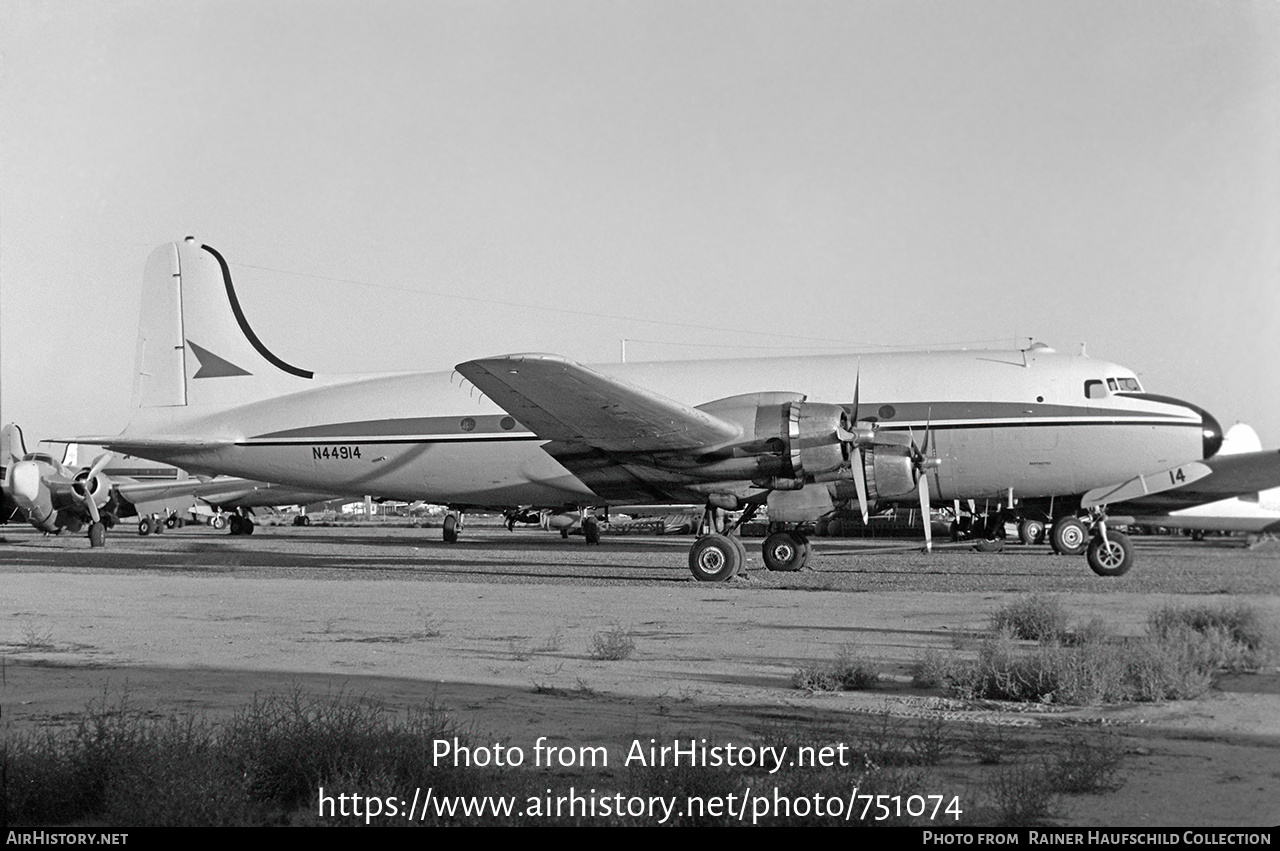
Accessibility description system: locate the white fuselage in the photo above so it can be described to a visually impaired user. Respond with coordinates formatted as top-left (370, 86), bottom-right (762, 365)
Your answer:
top-left (117, 347), bottom-right (1208, 509)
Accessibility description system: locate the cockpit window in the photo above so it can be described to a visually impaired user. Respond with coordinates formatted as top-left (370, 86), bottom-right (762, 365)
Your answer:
top-left (1116, 377), bottom-right (1141, 392)
top-left (23, 453), bottom-right (55, 464)
top-left (1084, 380), bottom-right (1106, 399)
top-left (1107, 378), bottom-right (1118, 391)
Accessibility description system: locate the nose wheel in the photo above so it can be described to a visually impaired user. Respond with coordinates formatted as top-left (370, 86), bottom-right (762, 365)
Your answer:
top-left (1086, 530), bottom-right (1133, 577)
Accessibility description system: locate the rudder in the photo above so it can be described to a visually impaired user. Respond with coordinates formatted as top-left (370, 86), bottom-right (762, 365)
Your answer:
top-left (133, 238), bottom-right (315, 412)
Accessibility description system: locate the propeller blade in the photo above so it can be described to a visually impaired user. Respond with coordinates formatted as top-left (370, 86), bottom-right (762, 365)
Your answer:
top-left (87, 451), bottom-right (114, 479)
top-left (85, 496), bottom-right (101, 525)
top-left (918, 473), bottom-right (932, 552)
top-left (852, 447), bottom-right (869, 524)
top-left (851, 364), bottom-right (860, 422)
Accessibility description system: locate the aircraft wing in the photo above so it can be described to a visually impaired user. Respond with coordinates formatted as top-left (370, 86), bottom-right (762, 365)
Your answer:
top-left (1115, 449), bottom-right (1280, 512)
top-left (456, 354), bottom-right (742, 452)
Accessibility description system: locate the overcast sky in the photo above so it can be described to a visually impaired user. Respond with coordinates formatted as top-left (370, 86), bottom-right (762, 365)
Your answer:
top-left (2, 0), bottom-right (1278, 448)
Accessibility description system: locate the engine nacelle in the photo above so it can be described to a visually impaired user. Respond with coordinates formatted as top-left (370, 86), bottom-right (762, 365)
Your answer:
top-left (693, 394), bottom-right (848, 486)
top-left (862, 433), bottom-right (918, 501)
top-left (73, 468), bottom-right (110, 507)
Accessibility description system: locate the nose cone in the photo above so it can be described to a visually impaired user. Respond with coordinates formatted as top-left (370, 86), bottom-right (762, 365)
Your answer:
top-left (10, 460), bottom-right (43, 508)
top-left (1201, 408), bottom-right (1224, 459)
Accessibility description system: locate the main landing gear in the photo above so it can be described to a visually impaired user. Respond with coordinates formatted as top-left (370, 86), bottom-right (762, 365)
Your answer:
top-left (687, 505), bottom-right (750, 582)
top-left (761, 529), bottom-right (811, 572)
top-left (960, 499), bottom-right (1135, 577)
top-left (686, 503), bottom-right (812, 582)
top-left (228, 512), bottom-right (255, 535)
top-left (442, 511), bottom-right (463, 543)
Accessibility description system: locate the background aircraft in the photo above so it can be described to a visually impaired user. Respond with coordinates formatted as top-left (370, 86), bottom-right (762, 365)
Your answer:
top-left (2, 427), bottom-right (341, 543)
top-left (1118, 424), bottom-right (1280, 542)
top-left (67, 239), bottom-right (1263, 581)
top-left (2, 424), bottom-right (116, 546)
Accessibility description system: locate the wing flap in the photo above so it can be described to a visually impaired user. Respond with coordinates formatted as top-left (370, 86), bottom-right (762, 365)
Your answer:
top-left (1082, 461), bottom-right (1212, 508)
top-left (456, 354), bottom-right (742, 453)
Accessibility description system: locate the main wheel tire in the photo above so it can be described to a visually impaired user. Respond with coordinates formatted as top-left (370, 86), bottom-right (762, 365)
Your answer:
top-left (974, 538), bottom-right (1005, 553)
top-left (728, 534), bottom-right (747, 569)
top-left (762, 531), bottom-right (804, 571)
top-left (1087, 531), bottom-right (1134, 577)
top-left (165, 515), bottom-right (177, 529)
top-left (583, 516), bottom-right (601, 545)
top-left (228, 516), bottom-right (243, 535)
top-left (242, 519), bottom-right (255, 536)
top-left (1051, 516), bottom-right (1088, 555)
top-left (443, 514), bottom-right (459, 543)
top-left (211, 515), bottom-right (227, 530)
top-left (689, 534), bottom-right (742, 582)
top-left (138, 518), bottom-right (153, 536)
top-left (1018, 518), bottom-right (1046, 546)
top-left (88, 522), bottom-right (106, 548)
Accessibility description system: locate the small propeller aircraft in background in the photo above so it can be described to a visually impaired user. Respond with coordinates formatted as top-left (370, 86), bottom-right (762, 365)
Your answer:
top-left (2, 425), bottom-right (341, 544)
top-left (2, 424), bottom-right (116, 546)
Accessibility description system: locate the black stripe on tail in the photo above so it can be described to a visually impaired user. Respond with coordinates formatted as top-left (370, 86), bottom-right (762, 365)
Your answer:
top-left (200, 244), bottom-right (314, 380)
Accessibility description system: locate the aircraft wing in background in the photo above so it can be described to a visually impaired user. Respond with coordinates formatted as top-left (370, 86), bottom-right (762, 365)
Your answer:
top-left (1115, 449), bottom-right (1280, 513)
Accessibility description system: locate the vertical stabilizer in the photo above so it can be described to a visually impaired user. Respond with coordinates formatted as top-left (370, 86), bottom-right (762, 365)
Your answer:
top-left (132, 239), bottom-right (315, 413)
top-left (134, 243), bottom-right (187, 407)
top-left (1219, 424), bottom-right (1262, 456)
top-left (2, 423), bottom-right (27, 464)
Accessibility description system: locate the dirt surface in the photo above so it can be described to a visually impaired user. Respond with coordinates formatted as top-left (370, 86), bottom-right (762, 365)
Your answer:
top-left (2, 523), bottom-right (1278, 827)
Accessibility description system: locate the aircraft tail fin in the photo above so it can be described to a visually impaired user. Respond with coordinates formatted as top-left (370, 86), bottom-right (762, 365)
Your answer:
top-left (1219, 423), bottom-right (1262, 456)
top-left (133, 239), bottom-right (316, 413)
top-left (2, 423), bottom-right (27, 465)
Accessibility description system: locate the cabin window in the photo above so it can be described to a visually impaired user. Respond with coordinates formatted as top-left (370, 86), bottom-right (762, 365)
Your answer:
top-left (1084, 380), bottom-right (1106, 399)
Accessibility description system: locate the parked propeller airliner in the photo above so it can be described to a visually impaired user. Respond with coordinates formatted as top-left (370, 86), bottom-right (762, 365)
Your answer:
top-left (69, 238), bottom-right (1263, 579)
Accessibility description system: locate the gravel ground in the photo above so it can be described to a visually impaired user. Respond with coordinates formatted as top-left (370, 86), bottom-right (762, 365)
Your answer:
top-left (2, 523), bottom-right (1277, 595)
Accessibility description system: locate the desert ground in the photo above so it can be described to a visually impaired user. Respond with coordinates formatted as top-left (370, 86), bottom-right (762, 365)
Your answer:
top-left (2, 520), bottom-right (1278, 828)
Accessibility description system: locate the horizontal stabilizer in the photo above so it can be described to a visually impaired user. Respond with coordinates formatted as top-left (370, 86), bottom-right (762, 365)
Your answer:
top-left (456, 354), bottom-right (742, 453)
top-left (49, 435), bottom-right (236, 454)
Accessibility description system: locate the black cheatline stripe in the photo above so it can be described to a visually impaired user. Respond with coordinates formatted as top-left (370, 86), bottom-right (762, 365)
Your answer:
top-left (237, 436), bottom-right (545, 447)
top-left (200, 244), bottom-right (314, 379)
top-left (239, 418), bottom-right (1198, 447)
top-left (877, 419), bottom-right (1202, 432)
